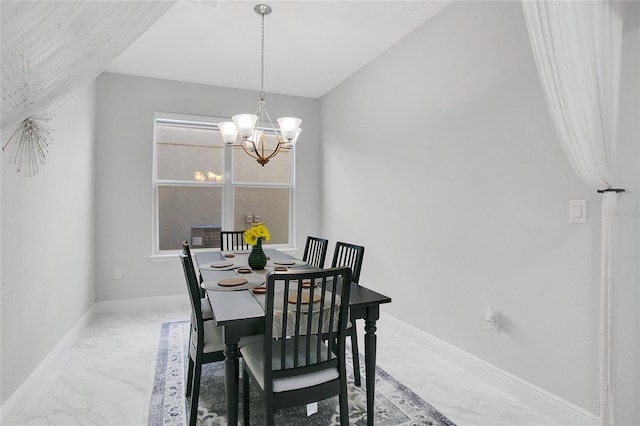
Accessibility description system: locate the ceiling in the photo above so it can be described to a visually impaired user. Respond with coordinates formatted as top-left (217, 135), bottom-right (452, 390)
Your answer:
top-left (106, 0), bottom-right (451, 99)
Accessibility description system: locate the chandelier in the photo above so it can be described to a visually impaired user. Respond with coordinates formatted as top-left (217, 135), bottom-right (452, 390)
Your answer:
top-left (217, 4), bottom-right (302, 166)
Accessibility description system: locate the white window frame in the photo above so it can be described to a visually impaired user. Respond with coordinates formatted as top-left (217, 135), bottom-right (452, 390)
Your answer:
top-left (151, 112), bottom-right (296, 257)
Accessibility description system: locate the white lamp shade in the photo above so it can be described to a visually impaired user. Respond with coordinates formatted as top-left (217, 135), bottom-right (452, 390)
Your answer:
top-left (288, 128), bottom-right (302, 145)
top-left (277, 117), bottom-right (302, 141)
top-left (217, 121), bottom-right (238, 144)
top-left (232, 114), bottom-right (258, 138)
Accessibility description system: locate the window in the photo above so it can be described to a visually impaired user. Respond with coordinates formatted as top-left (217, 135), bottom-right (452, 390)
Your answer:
top-left (153, 113), bottom-right (294, 254)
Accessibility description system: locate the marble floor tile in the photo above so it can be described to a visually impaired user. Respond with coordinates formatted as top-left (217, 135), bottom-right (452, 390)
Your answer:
top-left (17, 396), bottom-right (147, 426)
top-left (5, 304), bottom-right (562, 426)
top-left (412, 372), bottom-right (561, 426)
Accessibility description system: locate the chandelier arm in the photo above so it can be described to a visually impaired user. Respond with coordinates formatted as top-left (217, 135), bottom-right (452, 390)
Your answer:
top-left (260, 101), bottom-right (278, 131)
top-left (264, 142), bottom-right (282, 160)
top-left (241, 140), bottom-right (260, 160)
top-left (259, 101), bottom-right (283, 152)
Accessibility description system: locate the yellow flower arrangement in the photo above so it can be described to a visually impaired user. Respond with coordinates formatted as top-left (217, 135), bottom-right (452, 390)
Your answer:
top-left (244, 223), bottom-right (271, 246)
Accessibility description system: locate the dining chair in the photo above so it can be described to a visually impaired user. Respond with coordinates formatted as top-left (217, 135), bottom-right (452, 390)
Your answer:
top-left (331, 241), bottom-right (365, 386)
top-left (302, 235), bottom-right (328, 269)
top-left (182, 240), bottom-right (208, 300)
top-left (220, 230), bottom-right (250, 251)
top-left (179, 246), bottom-right (260, 426)
top-left (240, 267), bottom-right (353, 425)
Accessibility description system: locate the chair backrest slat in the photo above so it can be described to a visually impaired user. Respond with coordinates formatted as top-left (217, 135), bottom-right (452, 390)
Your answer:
top-left (331, 241), bottom-right (365, 284)
top-left (180, 241), bottom-right (205, 348)
top-left (302, 236), bottom-right (328, 269)
top-left (314, 282), bottom-right (323, 361)
top-left (182, 241), bottom-right (205, 297)
top-left (280, 279), bottom-right (290, 371)
top-left (292, 283), bottom-right (301, 368)
top-left (220, 231), bottom-right (249, 251)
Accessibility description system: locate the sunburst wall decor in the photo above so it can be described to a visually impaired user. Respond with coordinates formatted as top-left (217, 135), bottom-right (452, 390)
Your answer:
top-left (1, 53), bottom-right (55, 176)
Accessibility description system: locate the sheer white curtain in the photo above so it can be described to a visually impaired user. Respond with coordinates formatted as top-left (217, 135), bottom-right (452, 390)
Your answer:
top-left (521, 1), bottom-right (623, 424)
top-left (1, 0), bottom-right (176, 134)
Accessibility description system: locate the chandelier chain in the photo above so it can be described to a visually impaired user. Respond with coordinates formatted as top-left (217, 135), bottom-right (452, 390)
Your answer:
top-left (260, 11), bottom-right (265, 101)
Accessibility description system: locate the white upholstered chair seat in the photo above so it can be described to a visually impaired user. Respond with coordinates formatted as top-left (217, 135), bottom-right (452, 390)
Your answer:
top-left (240, 336), bottom-right (339, 393)
top-left (191, 321), bottom-right (224, 355)
top-left (201, 298), bottom-right (214, 320)
top-left (190, 321), bottom-right (262, 357)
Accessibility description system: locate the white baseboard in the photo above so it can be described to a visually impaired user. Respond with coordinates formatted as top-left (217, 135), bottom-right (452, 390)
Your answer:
top-left (95, 293), bottom-right (188, 313)
top-left (381, 313), bottom-right (600, 426)
top-left (0, 304), bottom-right (98, 423)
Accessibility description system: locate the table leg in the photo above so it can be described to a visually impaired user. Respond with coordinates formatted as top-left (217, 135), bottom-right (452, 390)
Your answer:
top-left (364, 306), bottom-right (380, 426)
top-left (223, 327), bottom-right (241, 426)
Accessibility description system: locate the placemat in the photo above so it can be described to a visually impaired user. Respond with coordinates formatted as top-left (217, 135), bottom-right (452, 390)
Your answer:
top-left (201, 274), bottom-right (265, 291)
top-left (287, 291), bottom-right (321, 304)
top-left (268, 258), bottom-right (308, 267)
top-left (218, 277), bottom-right (248, 287)
top-left (200, 260), bottom-right (248, 271)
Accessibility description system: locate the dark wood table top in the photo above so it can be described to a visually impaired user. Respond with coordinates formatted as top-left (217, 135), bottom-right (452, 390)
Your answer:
top-left (349, 284), bottom-right (392, 308)
top-left (195, 248), bottom-right (391, 326)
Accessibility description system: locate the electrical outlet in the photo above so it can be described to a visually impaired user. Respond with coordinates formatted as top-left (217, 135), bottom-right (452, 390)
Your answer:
top-left (246, 214), bottom-right (253, 223)
top-left (253, 214), bottom-right (261, 223)
top-left (485, 307), bottom-right (500, 331)
top-left (114, 268), bottom-right (123, 280)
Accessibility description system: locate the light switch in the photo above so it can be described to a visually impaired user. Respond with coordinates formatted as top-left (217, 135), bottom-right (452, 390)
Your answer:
top-left (570, 200), bottom-right (588, 224)
top-left (574, 205), bottom-right (582, 218)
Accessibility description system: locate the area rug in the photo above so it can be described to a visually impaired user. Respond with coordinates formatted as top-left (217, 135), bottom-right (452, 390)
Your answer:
top-left (149, 321), bottom-right (456, 426)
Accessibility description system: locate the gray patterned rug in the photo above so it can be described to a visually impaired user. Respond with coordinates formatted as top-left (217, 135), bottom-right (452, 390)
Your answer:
top-left (149, 321), bottom-right (456, 426)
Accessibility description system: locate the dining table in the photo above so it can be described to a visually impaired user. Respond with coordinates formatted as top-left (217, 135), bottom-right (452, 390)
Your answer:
top-left (195, 248), bottom-right (391, 426)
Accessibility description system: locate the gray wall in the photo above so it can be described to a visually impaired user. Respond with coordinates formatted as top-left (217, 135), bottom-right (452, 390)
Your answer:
top-left (320, 1), bottom-right (639, 422)
top-left (94, 73), bottom-right (321, 301)
top-left (1, 82), bottom-right (96, 404)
